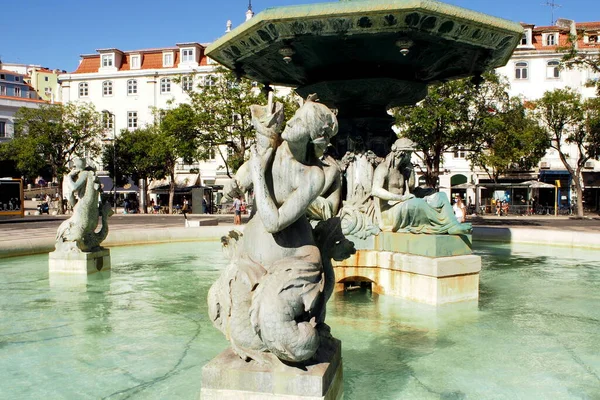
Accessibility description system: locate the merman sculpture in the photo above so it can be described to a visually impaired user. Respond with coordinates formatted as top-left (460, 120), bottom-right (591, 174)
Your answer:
top-left (208, 97), bottom-right (355, 364)
top-left (55, 158), bottom-right (113, 252)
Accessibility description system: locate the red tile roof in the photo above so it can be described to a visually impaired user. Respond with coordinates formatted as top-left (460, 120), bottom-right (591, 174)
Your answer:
top-left (0, 95), bottom-right (50, 104)
top-left (71, 47), bottom-right (208, 74)
top-left (0, 69), bottom-right (27, 77)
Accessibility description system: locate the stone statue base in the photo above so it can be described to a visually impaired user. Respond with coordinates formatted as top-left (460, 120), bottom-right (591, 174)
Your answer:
top-left (49, 248), bottom-right (111, 275)
top-left (201, 338), bottom-right (343, 400)
top-left (333, 232), bottom-right (481, 305)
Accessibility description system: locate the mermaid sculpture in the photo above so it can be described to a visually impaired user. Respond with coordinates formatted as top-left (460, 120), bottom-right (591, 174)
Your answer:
top-left (55, 158), bottom-right (113, 252)
top-left (372, 138), bottom-right (471, 234)
top-left (208, 96), bottom-right (355, 364)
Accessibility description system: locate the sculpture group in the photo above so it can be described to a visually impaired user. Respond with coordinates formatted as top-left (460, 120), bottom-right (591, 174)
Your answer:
top-left (209, 97), bottom-right (471, 365)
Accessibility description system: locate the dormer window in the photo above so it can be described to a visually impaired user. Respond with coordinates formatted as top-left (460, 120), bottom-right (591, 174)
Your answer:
top-left (545, 33), bottom-right (557, 46)
top-left (102, 54), bottom-right (114, 67)
top-left (590, 35), bottom-right (598, 44)
top-left (130, 55), bottom-right (141, 69)
top-left (181, 48), bottom-right (194, 63)
top-left (520, 34), bottom-right (527, 45)
top-left (163, 52), bottom-right (174, 67)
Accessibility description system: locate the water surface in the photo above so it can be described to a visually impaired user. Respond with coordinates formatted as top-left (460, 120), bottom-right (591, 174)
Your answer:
top-left (0, 242), bottom-right (598, 399)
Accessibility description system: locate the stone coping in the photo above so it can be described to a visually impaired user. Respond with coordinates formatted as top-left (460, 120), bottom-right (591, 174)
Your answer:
top-left (472, 226), bottom-right (600, 250)
top-left (2, 225), bottom-right (599, 259)
top-left (0, 225), bottom-right (241, 259)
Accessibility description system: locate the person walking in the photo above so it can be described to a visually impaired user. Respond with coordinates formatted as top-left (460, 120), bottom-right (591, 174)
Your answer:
top-left (453, 196), bottom-right (466, 223)
top-left (232, 195), bottom-right (242, 225)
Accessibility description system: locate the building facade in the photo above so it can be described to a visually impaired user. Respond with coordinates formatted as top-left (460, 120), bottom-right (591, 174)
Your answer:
top-left (58, 43), bottom-right (230, 188)
top-left (439, 19), bottom-right (600, 212)
top-left (0, 61), bottom-right (64, 102)
top-left (0, 69), bottom-right (47, 144)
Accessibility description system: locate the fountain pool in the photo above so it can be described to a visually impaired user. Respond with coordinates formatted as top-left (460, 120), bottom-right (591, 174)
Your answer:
top-left (1, 241), bottom-right (598, 399)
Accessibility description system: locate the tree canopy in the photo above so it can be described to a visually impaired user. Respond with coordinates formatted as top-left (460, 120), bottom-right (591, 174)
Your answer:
top-left (182, 67), bottom-right (297, 175)
top-left (2, 102), bottom-right (103, 211)
top-left (534, 88), bottom-right (600, 217)
top-left (562, 36), bottom-right (600, 95)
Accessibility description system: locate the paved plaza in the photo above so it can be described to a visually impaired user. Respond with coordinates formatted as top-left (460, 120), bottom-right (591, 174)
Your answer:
top-left (1, 211), bottom-right (599, 258)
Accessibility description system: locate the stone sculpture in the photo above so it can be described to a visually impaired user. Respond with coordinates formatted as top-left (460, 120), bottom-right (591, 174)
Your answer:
top-left (55, 159), bottom-right (113, 252)
top-left (306, 150), bottom-right (342, 221)
top-left (372, 138), bottom-right (471, 234)
top-left (208, 97), bottom-right (355, 364)
top-left (338, 149), bottom-right (382, 239)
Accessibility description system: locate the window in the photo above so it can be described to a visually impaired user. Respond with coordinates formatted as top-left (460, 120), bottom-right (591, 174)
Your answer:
top-left (44, 76), bottom-right (49, 82)
top-left (546, 60), bottom-right (560, 79)
top-left (515, 61), bottom-right (528, 80)
top-left (14, 87), bottom-right (21, 97)
top-left (453, 147), bottom-right (466, 159)
top-left (127, 79), bottom-right (138, 95)
top-left (163, 52), bottom-right (173, 67)
top-left (546, 34), bottom-right (556, 46)
top-left (0, 86), bottom-right (5, 96)
top-left (0, 74), bottom-right (5, 80)
top-left (15, 76), bottom-right (20, 82)
top-left (78, 82), bottom-right (88, 97)
top-left (589, 35), bottom-right (598, 44)
top-left (102, 112), bottom-right (114, 130)
top-left (101, 54), bottom-right (114, 67)
top-left (182, 48), bottom-right (194, 62)
top-left (44, 87), bottom-right (52, 96)
top-left (130, 55), bottom-right (140, 69)
top-left (182, 76), bottom-right (193, 91)
top-left (0, 121), bottom-right (6, 138)
top-left (203, 75), bottom-right (215, 87)
top-left (160, 78), bottom-right (171, 93)
top-left (102, 81), bottom-right (113, 96)
top-left (208, 147), bottom-right (216, 160)
top-left (127, 111), bottom-right (138, 128)
top-left (520, 33), bottom-right (527, 45)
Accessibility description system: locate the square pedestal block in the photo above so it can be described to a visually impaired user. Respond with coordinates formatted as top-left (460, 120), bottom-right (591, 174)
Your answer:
top-left (334, 232), bottom-right (480, 305)
top-left (49, 248), bottom-right (111, 274)
top-left (201, 339), bottom-right (343, 400)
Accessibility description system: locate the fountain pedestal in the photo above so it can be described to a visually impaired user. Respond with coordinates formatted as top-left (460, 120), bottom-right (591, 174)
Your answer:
top-left (49, 249), bottom-right (111, 274)
top-left (333, 233), bottom-right (481, 305)
top-left (201, 339), bottom-right (343, 400)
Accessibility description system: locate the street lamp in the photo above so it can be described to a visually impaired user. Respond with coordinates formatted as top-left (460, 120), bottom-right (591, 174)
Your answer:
top-left (102, 110), bottom-right (117, 214)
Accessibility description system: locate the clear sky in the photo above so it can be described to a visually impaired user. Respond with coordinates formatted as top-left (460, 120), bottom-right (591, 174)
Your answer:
top-left (2, 0), bottom-right (597, 72)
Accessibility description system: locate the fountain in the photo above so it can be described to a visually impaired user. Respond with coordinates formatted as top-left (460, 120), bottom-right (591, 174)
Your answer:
top-left (203, 0), bottom-right (522, 398)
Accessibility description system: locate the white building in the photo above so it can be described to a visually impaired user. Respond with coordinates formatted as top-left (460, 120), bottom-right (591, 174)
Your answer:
top-left (58, 43), bottom-right (229, 189)
top-left (440, 19), bottom-right (600, 212)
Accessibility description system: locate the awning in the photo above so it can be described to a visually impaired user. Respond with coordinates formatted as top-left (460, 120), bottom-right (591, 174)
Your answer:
top-left (583, 172), bottom-right (600, 188)
top-left (148, 174), bottom-right (200, 190)
top-left (98, 176), bottom-right (139, 193)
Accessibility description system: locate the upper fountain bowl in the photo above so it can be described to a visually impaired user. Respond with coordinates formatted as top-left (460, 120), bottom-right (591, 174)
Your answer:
top-left (206, 0), bottom-right (522, 107)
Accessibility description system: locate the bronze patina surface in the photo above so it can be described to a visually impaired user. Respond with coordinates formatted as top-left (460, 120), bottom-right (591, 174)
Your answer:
top-left (207, 0), bottom-right (522, 110)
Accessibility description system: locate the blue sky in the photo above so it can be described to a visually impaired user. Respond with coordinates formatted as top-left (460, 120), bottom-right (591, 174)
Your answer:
top-left (2, 0), bottom-right (597, 72)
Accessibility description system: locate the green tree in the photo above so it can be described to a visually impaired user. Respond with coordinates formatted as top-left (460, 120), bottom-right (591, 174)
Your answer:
top-left (467, 98), bottom-right (549, 182)
top-left (182, 67), bottom-right (297, 176)
top-left (102, 126), bottom-right (167, 213)
top-left (158, 103), bottom-right (202, 213)
top-left (534, 88), bottom-right (600, 217)
top-left (393, 73), bottom-right (509, 187)
top-left (6, 102), bottom-right (103, 212)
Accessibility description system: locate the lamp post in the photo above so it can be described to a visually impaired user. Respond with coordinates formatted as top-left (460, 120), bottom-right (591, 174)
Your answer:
top-left (102, 110), bottom-right (117, 214)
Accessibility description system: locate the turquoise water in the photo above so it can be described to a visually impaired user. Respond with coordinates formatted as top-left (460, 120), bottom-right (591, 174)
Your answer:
top-left (1, 242), bottom-right (599, 399)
